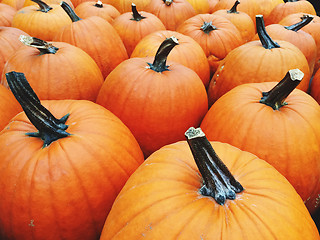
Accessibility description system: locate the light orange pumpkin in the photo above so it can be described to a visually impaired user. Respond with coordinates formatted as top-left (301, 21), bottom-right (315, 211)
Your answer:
top-left (0, 3), bottom-right (16, 27)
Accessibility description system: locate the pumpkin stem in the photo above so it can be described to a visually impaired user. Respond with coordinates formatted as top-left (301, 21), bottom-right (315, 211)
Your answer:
top-left (147, 36), bottom-right (179, 72)
top-left (256, 15), bottom-right (280, 49)
top-left (200, 21), bottom-right (217, 34)
top-left (185, 127), bottom-right (244, 205)
top-left (94, 0), bottom-right (103, 8)
top-left (163, 0), bottom-right (173, 6)
top-left (284, 0), bottom-right (298, 2)
top-left (130, 3), bottom-right (146, 21)
top-left (5, 71), bottom-right (70, 148)
top-left (60, 1), bottom-right (81, 22)
top-left (260, 69), bottom-right (304, 110)
top-left (227, 0), bottom-right (240, 14)
top-left (285, 14), bottom-right (313, 32)
top-left (19, 35), bottom-right (58, 55)
top-left (31, 0), bottom-right (52, 12)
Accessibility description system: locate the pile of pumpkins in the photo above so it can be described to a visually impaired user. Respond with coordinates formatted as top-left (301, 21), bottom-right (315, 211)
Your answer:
top-left (1, 0), bottom-right (320, 239)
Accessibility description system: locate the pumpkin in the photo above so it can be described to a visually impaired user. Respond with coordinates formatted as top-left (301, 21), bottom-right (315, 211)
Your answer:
top-left (144, 0), bottom-right (197, 31)
top-left (208, 0), bottom-right (219, 13)
top-left (251, 14), bottom-right (317, 74)
top-left (111, 3), bottom-right (166, 56)
top-left (74, 0), bottom-right (120, 23)
top-left (177, 13), bottom-right (245, 76)
top-left (1, 0), bottom-right (24, 10)
top-left (0, 3), bottom-right (16, 27)
top-left (258, 0), bottom-right (284, 20)
top-left (310, 67), bottom-right (320, 104)
top-left (0, 71), bottom-right (144, 240)
top-left (99, 127), bottom-right (320, 239)
top-left (202, 69), bottom-right (320, 214)
top-left (131, 30), bottom-right (211, 88)
top-left (107, 0), bottom-right (151, 13)
top-left (23, 0), bottom-right (74, 8)
top-left (11, 0), bottom-right (72, 41)
top-left (265, 0), bottom-right (316, 25)
top-left (0, 26), bottom-right (29, 77)
top-left (185, 0), bottom-right (210, 13)
top-left (1, 36), bottom-right (104, 101)
top-left (207, 15), bottom-right (310, 105)
top-left (96, 37), bottom-right (208, 157)
top-left (0, 84), bottom-right (21, 131)
top-left (211, 0), bottom-right (256, 42)
top-left (53, 1), bottom-right (128, 79)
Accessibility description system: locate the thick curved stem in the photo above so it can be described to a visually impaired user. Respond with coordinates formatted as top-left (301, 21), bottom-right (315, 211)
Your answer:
top-left (130, 3), bottom-right (146, 21)
top-left (94, 0), bottom-right (103, 8)
top-left (256, 15), bottom-right (280, 49)
top-left (185, 127), bottom-right (244, 205)
top-left (227, 0), bottom-right (240, 14)
top-left (5, 72), bottom-right (70, 148)
top-left (31, 0), bottom-right (52, 13)
top-left (147, 36), bottom-right (179, 72)
top-left (20, 35), bottom-right (58, 55)
top-left (285, 14), bottom-right (313, 32)
top-left (200, 21), bottom-right (217, 34)
top-left (260, 69), bottom-right (304, 110)
top-left (60, 1), bottom-right (81, 22)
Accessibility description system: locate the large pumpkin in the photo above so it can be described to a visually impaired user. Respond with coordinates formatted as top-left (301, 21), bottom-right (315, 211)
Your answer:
top-left (202, 69), bottom-right (320, 214)
top-left (1, 36), bottom-right (104, 101)
top-left (99, 127), bottom-right (319, 239)
top-left (0, 3), bottom-right (16, 27)
top-left (0, 71), bottom-right (144, 240)
top-left (96, 37), bottom-right (208, 157)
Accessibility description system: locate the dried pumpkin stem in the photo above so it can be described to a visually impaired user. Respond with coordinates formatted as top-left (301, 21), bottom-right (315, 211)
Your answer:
top-left (61, 1), bottom-right (81, 22)
top-left (285, 14), bottom-right (313, 32)
top-left (94, 0), bottom-right (103, 8)
top-left (131, 3), bottom-right (146, 21)
top-left (284, 0), bottom-right (298, 2)
top-left (200, 21), bottom-right (217, 34)
top-left (260, 69), bottom-right (304, 110)
top-left (227, 0), bottom-right (240, 14)
top-left (5, 71), bottom-right (70, 147)
top-left (256, 15), bottom-right (280, 49)
top-left (147, 36), bottom-right (179, 72)
top-left (185, 127), bottom-right (244, 205)
top-left (19, 35), bottom-right (58, 55)
top-left (31, 0), bottom-right (52, 12)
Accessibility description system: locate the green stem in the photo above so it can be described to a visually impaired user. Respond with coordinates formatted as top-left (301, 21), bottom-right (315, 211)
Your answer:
top-left (94, 0), bottom-right (103, 8)
top-left (5, 72), bottom-right (70, 148)
top-left (130, 3), bottom-right (146, 21)
top-left (147, 36), bottom-right (179, 72)
top-left (260, 69), bottom-right (304, 110)
top-left (31, 0), bottom-right (52, 13)
top-left (185, 127), bottom-right (244, 205)
top-left (285, 14), bottom-right (313, 32)
top-left (227, 0), bottom-right (240, 14)
top-left (200, 21), bottom-right (217, 34)
top-left (60, 1), bottom-right (81, 22)
top-left (163, 0), bottom-right (173, 6)
top-left (256, 15), bottom-right (280, 49)
top-left (19, 35), bottom-right (58, 55)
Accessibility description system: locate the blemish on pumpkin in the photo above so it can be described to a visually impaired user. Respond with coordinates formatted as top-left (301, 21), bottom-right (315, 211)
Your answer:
top-left (29, 219), bottom-right (35, 227)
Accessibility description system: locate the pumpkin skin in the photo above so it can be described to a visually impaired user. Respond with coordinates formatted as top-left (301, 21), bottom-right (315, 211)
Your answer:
top-left (1, 0), bottom-right (24, 10)
top-left (107, 0), bottom-right (151, 13)
top-left (208, 0), bottom-right (219, 13)
top-left (259, 0), bottom-right (284, 20)
top-left (131, 30), bottom-right (210, 88)
top-left (177, 13), bottom-right (245, 76)
top-left (310, 67), bottom-right (320, 104)
top-left (201, 72), bottom-right (320, 214)
top-left (0, 72), bottom-right (144, 239)
top-left (185, 0), bottom-right (210, 13)
top-left (100, 139), bottom-right (319, 239)
top-left (23, 0), bottom-right (74, 8)
top-left (0, 3), bottom-right (16, 27)
top-left (11, 1), bottom-right (72, 41)
top-left (1, 38), bottom-right (104, 101)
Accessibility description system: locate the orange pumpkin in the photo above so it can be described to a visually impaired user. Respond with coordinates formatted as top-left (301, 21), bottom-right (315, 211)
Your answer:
top-left (185, 0), bottom-right (210, 13)
top-left (111, 3), bottom-right (166, 56)
top-left (74, 0), bottom-right (120, 23)
top-left (1, 36), bottom-right (104, 101)
top-left (310, 67), bottom-right (320, 104)
top-left (207, 15), bottom-right (310, 105)
top-left (96, 37), bottom-right (208, 157)
top-left (107, 0), bottom-right (151, 13)
top-left (0, 3), bottom-right (16, 27)
top-left (131, 30), bottom-right (211, 88)
top-left (259, 0), bottom-right (284, 20)
top-left (23, 0), bottom-right (74, 8)
top-left (202, 69), bottom-right (320, 214)
top-left (1, 0), bottom-right (24, 10)
top-left (53, 1), bottom-right (128, 79)
top-left (11, 0), bottom-right (72, 41)
top-left (99, 127), bottom-right (320, 239)
top-left (208, 0), bottom-right (219, 13)
top-left (0, 71), bottom-right (144, 240)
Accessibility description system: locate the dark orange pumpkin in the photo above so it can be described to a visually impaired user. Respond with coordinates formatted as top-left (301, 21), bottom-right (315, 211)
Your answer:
top-left (96, 37), bottom-right (208, 157)
top-left (202, 69), bottom-right (320, 214)
top-left (99, 127), bottom-right (320, 239)
top-left (53, 1), bottom-right (128, 79)
top-left (0, 3), bottom-right (16, 27)
top-left (1, 36), bottom-right (104, 101)
top-left (0, 71), bottom-right (144, 240)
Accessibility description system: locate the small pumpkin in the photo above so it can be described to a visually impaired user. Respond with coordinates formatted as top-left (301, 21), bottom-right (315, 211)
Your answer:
top-left (99, 127), bottom-right (319, 239)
